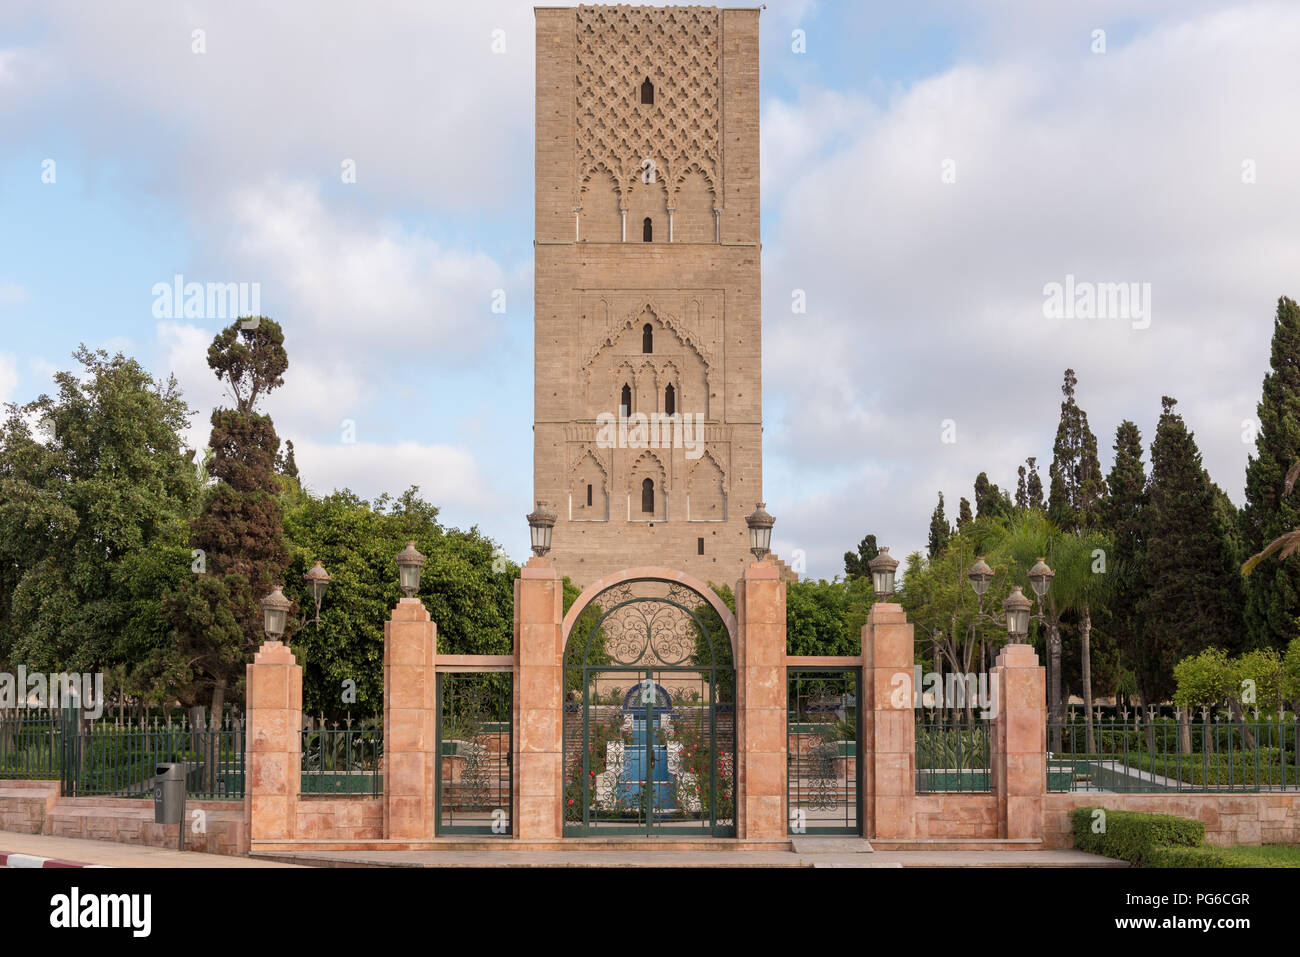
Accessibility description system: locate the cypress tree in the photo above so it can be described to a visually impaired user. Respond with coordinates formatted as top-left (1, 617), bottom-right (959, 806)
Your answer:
top-left (165, 318), bottom-right (292, 717)
top-left (927, 493), bottom-right (950, 558)
top-left (957, 497), bottom-right (973, 529)
top-left (1048, 369), bottom-right (1106, 532)
top-left (1242, 296), bottom-right (1300, 650)
top-left (1138, 397), bottom-right (1244, 700)
top-left (1105, 420), bottom-right (1147, 676)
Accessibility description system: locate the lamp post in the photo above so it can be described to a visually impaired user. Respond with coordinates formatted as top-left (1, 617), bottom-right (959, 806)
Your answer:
top-left (745, 502), bottom-right (774, 561)
top-left (526, 501), bottom-right (557, 558)
top-left (260, 586), bottom-right (291, 641)
top-left (966, 555), bottom-right (1054, 643)
top-left (395, 541), bottom-right (427, 598)
top-left (303, 560), bottom-right (331, 627)
top-left (868, 547), bottom-right (899, 600)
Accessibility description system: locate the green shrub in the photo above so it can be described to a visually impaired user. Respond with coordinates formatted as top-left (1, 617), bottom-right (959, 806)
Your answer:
top-left (1069, 807), bottom-right (1204, 866)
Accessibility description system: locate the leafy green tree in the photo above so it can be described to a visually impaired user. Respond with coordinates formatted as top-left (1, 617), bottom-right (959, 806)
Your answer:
top-left (165, 318), bottom-right (291, 717)
top-left (283, 487), bottom-right (516, 717)
top-left (843, 534), bottom-right (878, 580)
top-left (927, 493), bottom-right (950, 558)
top-left (0, 347), bottom-right (198, 689)
top-left (785, 577), bottom-right (876, 656)
top-left (1138, 397), bottom-right (1244, 702)
top-left (1242, 297), bottom-right (1300, 651)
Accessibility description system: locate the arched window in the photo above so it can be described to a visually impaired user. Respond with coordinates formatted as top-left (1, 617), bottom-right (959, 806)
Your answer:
top-left (620, 383), bottom-right (632, 417)
top-left (642, 323), bottom-right (653, 354)
top-left (664, 383), bottom-right (676, 415)
top-left (641, 477), bottom-right (655, 514)
top-left (642, 217), bottom-right (652, 242)
top-left (640, 77), bottom-right (654, 105)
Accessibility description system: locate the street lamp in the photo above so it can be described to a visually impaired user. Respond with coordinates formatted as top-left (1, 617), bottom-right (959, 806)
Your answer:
top-left (526, 501), bottom-right (557, 558)
top-left (868, 547), bottom-right (899, 599)
top-left (260, 586), bottom-right (291, 641)
top-left (966, 555), bottom-right (1054, 643)
top-left (1002, 586), bottom-right (1032, 642)
top-left (395, 541), bottom-right (426, 598)
top-left (303, 560), bottom-right (331, 627)
top-left (745, 503), bottom-right (774, 561)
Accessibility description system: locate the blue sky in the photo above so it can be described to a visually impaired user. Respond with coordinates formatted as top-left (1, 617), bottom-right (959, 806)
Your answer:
top-left (2, 1), bottom-right (1297, 580)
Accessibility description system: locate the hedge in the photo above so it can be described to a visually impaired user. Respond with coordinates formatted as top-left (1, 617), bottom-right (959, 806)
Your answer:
top-left (1069, 807), bottom-right (1204, 866)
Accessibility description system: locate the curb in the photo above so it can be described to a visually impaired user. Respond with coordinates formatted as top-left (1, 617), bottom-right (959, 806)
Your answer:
top-left (0, 850), bottom-right (109, 869)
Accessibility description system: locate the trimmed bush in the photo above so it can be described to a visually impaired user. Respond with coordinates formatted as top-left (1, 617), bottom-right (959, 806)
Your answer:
top-left (1069, 807), bottom-right (1204, 866)
top-left (1146, 845), bottom-right (1237, 868)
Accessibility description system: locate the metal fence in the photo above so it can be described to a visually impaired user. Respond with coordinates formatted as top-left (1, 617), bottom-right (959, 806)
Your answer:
top-left (301, 721), bottom-right (383, 797)
top-left (0, 708), bottom-right (246, 799)
top-left (915, 714), bottom-right (992, 792)
top-left (1048, 717), bottom-right (1300, 793)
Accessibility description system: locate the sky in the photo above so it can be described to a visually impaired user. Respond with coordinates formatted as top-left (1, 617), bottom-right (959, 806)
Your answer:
top-left (0, 0), bottom-right (1297, 580)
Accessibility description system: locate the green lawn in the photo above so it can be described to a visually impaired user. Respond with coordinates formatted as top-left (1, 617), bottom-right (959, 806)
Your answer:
top-left (1218, 844), bottom-right (1300, 867)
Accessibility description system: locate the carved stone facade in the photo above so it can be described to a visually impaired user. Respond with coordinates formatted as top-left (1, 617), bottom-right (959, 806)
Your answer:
top-left (535, 5), bottom-right (761, 588)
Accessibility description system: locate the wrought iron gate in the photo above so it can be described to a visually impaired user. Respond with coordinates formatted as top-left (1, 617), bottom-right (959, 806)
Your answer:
top-left (787, 668), bottom-right (861, 835)
top-left (563, 577), bottom-right (735, 836)
top-left (435, 672), bottom-right (513, 835)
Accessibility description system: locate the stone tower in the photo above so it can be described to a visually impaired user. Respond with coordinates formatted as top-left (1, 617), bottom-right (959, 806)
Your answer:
top-left (534, 4), bottom-right (762, 589)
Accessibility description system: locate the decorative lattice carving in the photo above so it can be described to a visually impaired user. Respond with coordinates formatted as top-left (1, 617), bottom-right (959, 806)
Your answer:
top-left (576, 5), bottom-right (720, 201)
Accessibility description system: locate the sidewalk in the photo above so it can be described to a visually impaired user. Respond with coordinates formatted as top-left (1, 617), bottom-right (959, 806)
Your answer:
top-left (0, 832), bottom-right (303, 868)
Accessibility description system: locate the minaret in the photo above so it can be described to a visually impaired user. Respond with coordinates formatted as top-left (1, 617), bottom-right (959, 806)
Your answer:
top-left (533, 5), bottom-right (762, 588)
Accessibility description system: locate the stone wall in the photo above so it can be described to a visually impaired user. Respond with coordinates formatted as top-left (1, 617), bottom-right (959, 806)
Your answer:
top-left (297, 796), bottom-right (383, 842)
top-left (0, 782), bottom-right (247, 856)
top-left (1043, 792), bottom-right (1300, 848)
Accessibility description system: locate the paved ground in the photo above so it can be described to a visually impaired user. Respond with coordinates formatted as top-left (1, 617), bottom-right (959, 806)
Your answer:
top-left (0, 832), bottom-right (303, 868)
top-left (0, 831), bottom-right (1124, 868)
top-left (249, 847), bottom-right (1125, 868)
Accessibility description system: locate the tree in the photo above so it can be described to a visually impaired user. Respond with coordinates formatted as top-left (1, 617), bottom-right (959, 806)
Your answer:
top-left (1137, 397), bottom-right (1244, 703)
top-left (956, 497), bottom-right (973, 529)
top-left (283, 486), bottom-right (516, 717)
top-left (786, 578), bottom-right (875, 657)
top-left (843, 534), bottom-right (879, 580)
top-left (1105, 420), bottom-right (1147, 700)
top-left (1024, 457), bottom-right (1044, 510)
top-left (0, 347), bottom-right (198, 691)
top-left (165, 318), bottom-right (291, 717)
top-left (1242, 297), bottom-right (1300, 651)
top-left (974, 472), bottom-right (1012, 521)
top-left (276, 438), bottom-right (299, 479)
top-left (1047, 369), bottom-right (1106, 532)
top-left (927, 493), bottom-right (950, 558)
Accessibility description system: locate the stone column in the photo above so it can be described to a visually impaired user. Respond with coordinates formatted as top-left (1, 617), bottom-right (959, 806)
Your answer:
top-left (245, 640), bottom-right (302, 843)
top-left (992, 642), bottom-right (1046, 840)
top-left (735, 560), bottom-right (786, 839)
top-left (862, 602), bottom-right (915, 840)
top-left (383, 598), bottom-right (436, 840)
top-left (514, 557), bottom-right (564, 839)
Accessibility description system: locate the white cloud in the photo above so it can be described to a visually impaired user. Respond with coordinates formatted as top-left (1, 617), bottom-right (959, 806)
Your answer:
top-left (761, 3), bottom-right (1300, 576)
top-left (0, 282), bottom-right (29, 307)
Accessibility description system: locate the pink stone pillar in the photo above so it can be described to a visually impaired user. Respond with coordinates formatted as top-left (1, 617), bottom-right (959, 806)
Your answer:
top-left (383, 598), bottom-right (436, 840)
top-left (862, 602), bottom-right (915, 840)
top-left (245, 640), bottom-right (302, 843)
top-left (514, 557), bottom-right (564, 839)
top-left (735, 560), bottom-right (786, 839)
top-left (991, 642), bottom-right (1046, 840)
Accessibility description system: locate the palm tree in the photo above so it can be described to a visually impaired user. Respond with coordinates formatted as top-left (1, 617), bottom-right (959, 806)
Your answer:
top-left (991, 513), bottom-right (1116, 752)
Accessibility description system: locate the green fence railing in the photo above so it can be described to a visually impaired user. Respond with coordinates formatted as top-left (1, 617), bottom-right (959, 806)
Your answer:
top-left (301, 723), bottom-right (383, 797)
top-left (915, 715), bottom-right (992, 793)
top-left (0, 709), bottom-right (246, 799)
top-left (1048, 717), bottom-right (1300, 793)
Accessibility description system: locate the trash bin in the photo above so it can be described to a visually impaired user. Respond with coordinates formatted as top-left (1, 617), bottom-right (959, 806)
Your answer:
top-left (154, 763), bottom-right (186, 826)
